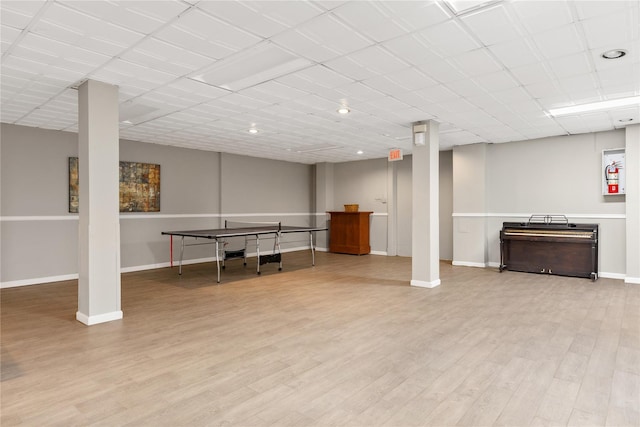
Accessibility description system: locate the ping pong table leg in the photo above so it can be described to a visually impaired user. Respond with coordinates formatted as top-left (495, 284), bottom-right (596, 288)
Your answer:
top-left (309, 232), bottom-right (315, 266)
top-left (170, 235), bottom-right (173, 268)
top-left (215, 240), bottom-right (221, 283)
top-left (276, 232), bottom-right (282, 271)
top-left (179, 236), bottom-right (184, 275)
top-left (256, 234), bottom-right (261, 275)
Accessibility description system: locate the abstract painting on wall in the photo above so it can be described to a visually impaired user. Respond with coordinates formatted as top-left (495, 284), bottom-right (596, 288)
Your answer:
top-left (69, 157), bottom-right (79, 213)
top-left (69, 157), bottom-right (161, 213)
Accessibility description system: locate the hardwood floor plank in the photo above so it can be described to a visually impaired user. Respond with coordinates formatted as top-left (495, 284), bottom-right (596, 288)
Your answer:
top-left (2, 252), bottom-right (637, 427)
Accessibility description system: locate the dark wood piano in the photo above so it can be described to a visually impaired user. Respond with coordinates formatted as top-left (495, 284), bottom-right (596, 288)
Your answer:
top-left (499, 215), bottom-right (599, 281)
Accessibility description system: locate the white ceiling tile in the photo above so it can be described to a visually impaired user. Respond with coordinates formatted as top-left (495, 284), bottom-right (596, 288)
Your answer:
top-left (472, 70), bottom-right (519, 92)
top-left (335, 82), bottom-right (386, 103)
top-left (382, 1), bottom-right (451, 31)
top-left (547, 52), bottom-right (593, 79)
top-left (488, 37), bottom-right (541, 68)
top-left (43, 3), bottom-right (145, 46)
top-left (1, 1), bottom-right (46, 21)
top-left (531, 24), bottom-right (585, 60)
top-left (120, 37), bottom-right (214, 74)
top-left (490, 86), bottom-right (536, 104)
top-left (382, 34), bottom-right (443, 67)
top-left (510, 0), bottom-right (574, 35)
top-left (104, 59), bottom-right (178, 83)
top-left (1, 25), bottom-right (21, 54)
top-left (324, 56), bottom-right (379, 81)
top-left (555, 73), bottom-right (599, 94)
top-left (58, 0), bottom-right (180, 34)
top-left (448, 48), bottom-right (503, 77)
top-left (297, 65), bottom-right (355, 89)
top-left (1, 7), bottom-right (36, 30)
top-left (153, 25), bottom-right (234, 59)
top-left (241, 81), bottom-right (309, 104)
top-left (580, 9), bottom-right (638, 50)
top-left (597, 63), bottom-right (640, 92)
top-left (525, 81), bottom-right (564, 99)
top-left (196, 1), bottom-right (287, 38)
top-left (460, 4), bottom-right (522, 46)
top-left (271, 29), bottom-right (342, 62)
top-left (362, 75), bottom-right (410, 97)
top-left (1, 0), bottom-right (637, 162)
top-left (347, 46), bottom-right (409, 75)
top-left (510, 62), bottom-right (554, 86)
top-left (438, 98), bottom-right (480, 113)
top-left (419, 20), bottom-right (481, 57)
top-left (574, 1), bottom-right (633, 21)
top-left (415, 84), bottom-right (460, 103)
top-left (244, 1), bottom-right (325, 27)
top-left (417, 60), bottom-right (467, 83)
top-left (445, 78), bottom-right (489, 98)
top-left (331, 2), bottom-right (405, 42)
top-left (383, 67), bottom-right (438, 91)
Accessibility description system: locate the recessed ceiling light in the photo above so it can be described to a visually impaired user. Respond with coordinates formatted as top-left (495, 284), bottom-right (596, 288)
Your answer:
top-left (357, 150), bottom-right (364, 155)
top-left (547, 96), bottom-right (640, 116)
top-left (601, 49), bottom-right (627, 59)
top-left (248, 128), bottom-right (258, 134)
top-left (337, 99), bottom-right (351, 115)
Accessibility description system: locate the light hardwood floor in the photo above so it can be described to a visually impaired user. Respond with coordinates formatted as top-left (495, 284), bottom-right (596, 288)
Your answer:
top-left (1, 252), bottom-right (639, 426)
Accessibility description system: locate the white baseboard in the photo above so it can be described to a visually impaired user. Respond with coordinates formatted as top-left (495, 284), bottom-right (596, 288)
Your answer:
top-left (452, 261), bottom-right (487, 268)
top-left (370, 250), bottom-right (388, 256)
top-left (599, 272), bottom-right (626, 280)
top-left (411, 279), bottom-right (441, 288)
top-left (624, 276), bottom-right (640, 284)
top-left (1, 273), bottom-right (79, 288)
top-left (2, 246), bottom-right (316, 288)
top-left (76, 310), bottom-right (123, 325)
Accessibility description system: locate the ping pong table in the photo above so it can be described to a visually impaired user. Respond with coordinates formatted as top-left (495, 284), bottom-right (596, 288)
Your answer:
top-left (162, 221), bottom-right (327, 283)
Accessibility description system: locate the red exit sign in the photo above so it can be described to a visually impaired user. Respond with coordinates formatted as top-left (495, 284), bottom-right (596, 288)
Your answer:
top-left (388, 148), bottom-right (403, 161)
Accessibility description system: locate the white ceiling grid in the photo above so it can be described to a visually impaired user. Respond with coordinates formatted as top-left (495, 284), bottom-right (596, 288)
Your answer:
top-left (1, 0), bottom-right (639, 164)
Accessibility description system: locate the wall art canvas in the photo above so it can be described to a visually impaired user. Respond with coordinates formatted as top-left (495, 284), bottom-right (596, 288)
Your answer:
top-left (69, 158), bottom-right (161, 213)
top-left (69, 157), bottom-right (79, 213)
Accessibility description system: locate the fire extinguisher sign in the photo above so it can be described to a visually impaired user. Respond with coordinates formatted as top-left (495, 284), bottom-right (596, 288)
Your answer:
top-left (602, 148), bottom-right (626, 195)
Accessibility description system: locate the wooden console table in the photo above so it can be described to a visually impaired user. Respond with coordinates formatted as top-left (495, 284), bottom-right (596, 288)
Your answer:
top-left (327, 211), bottom-right (372, 255)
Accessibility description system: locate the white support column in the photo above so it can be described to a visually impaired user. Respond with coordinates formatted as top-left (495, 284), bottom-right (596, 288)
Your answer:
top-left (625, 124), bottom-right (640, 284)
top-left (76, 80), bottom-right (122, 325)
top-left (411, 120), bottom-right (440, 288)
top-left (386, 160), bottom-right (398, 256)
top-left (314, 162), bottom-right (334, 250)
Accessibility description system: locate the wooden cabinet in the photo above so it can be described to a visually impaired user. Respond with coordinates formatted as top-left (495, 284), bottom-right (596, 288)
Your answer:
top-left (328, 211), bottom-right (372, 255)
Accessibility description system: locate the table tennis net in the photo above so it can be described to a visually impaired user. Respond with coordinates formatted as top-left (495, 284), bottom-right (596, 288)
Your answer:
top-left (224, 220), bottom-right (282, 231)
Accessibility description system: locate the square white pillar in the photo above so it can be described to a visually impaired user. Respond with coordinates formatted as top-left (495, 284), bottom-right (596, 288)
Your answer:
top-left (411, 120), bottom-right (440, 288)
top-left (76, 80), bottom-right (122, 325)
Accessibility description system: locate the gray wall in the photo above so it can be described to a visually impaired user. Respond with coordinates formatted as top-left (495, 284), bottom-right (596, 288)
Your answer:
top-left (330, 152), bottom-right (454, 259)
top-left (1, 123), bottom-right (315, 285)
top-left (332, 158), bottom-right (389, 254)
top-left (453, 130), bottom-right (627, 277)
top-left (2, 122), bottom-right (631, 285)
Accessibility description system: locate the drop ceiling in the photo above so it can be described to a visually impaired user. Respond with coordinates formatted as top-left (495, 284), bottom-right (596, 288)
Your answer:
top-left (1, 0), bottom-right (639, 164)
